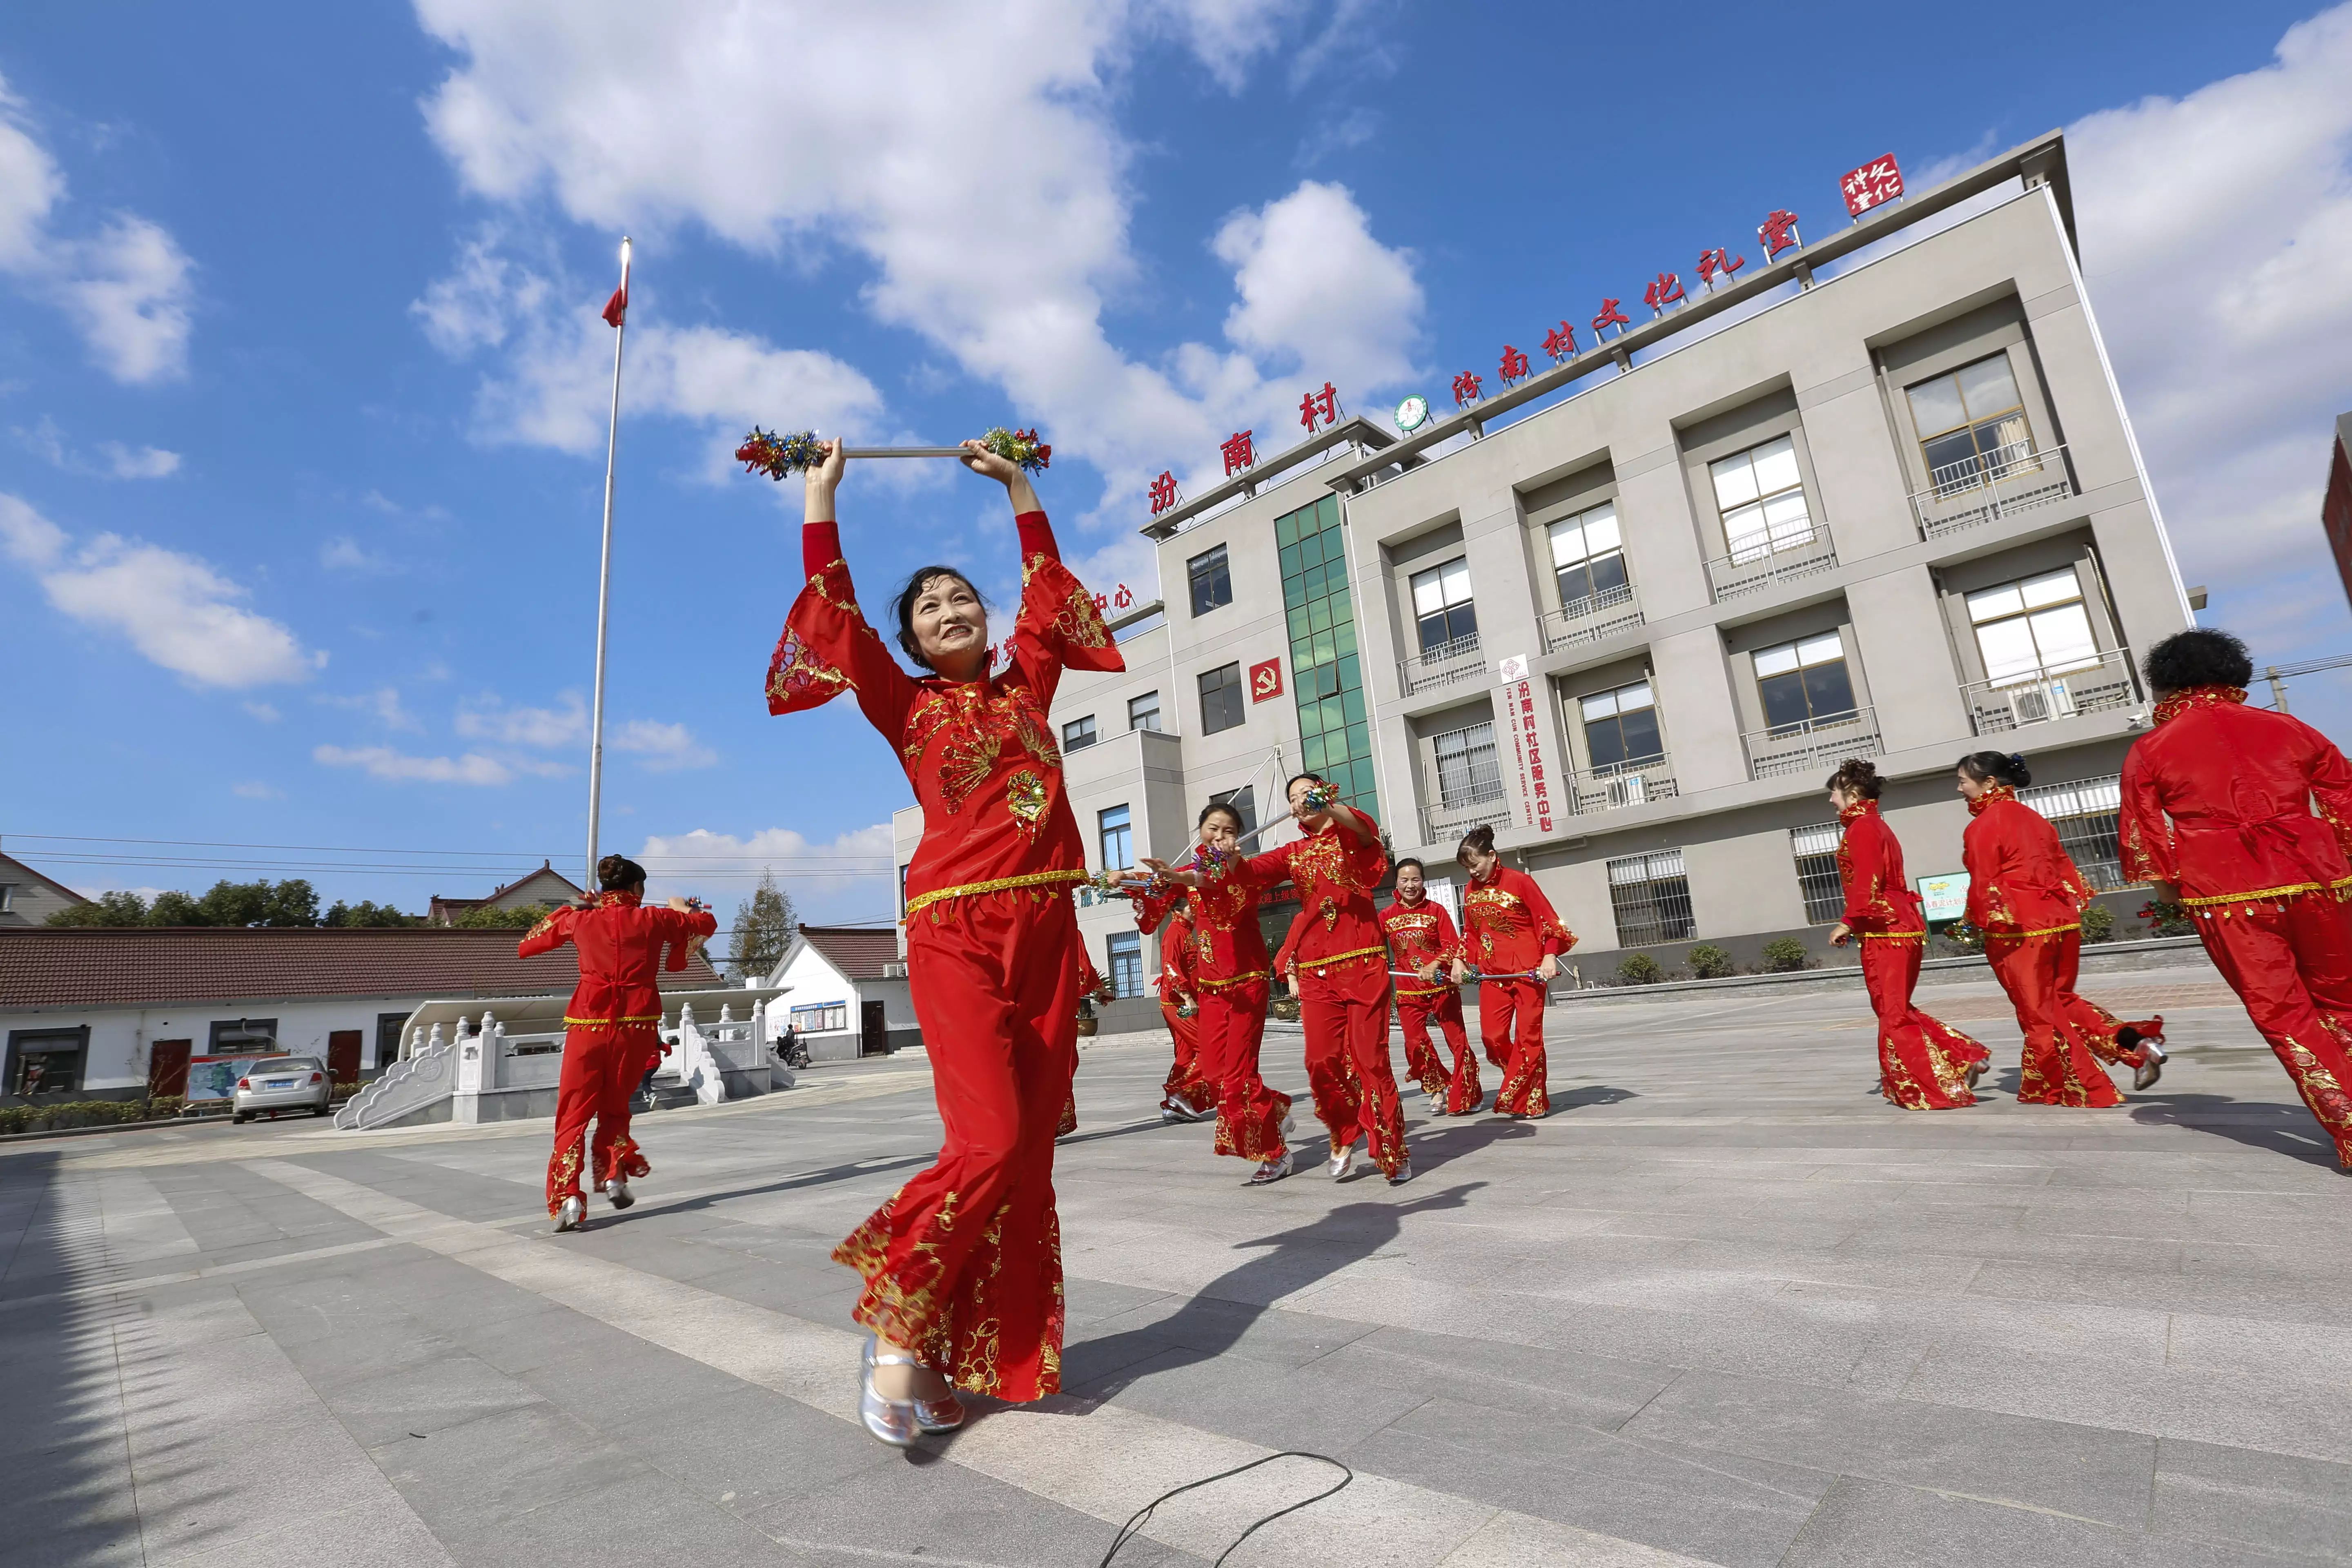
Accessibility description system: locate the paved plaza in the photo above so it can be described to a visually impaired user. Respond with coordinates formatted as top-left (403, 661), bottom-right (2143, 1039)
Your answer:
top-left (6, 954), bottom-right (2352, 1567)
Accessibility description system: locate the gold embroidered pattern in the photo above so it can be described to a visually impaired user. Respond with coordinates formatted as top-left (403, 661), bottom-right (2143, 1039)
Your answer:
top-left (546, 1135), bottom-right (584, 1216)
top-left (901, 868), bottom-right (1091, 922)
top-left (1004, 769), bottom-right (1049, 838)
top-left (562, 1012), bottom-right (664, 1028)
top-left (1195, 969), bottom-right (1269, 991)
top-left (2183, 881), bottom-right (2326, 908)
top-left (1301, 943), bottom-right (1388, 974)
top-left (2151, 684), bottom-right (2247, 725)
top-left (934, 725), bottom-right (1004, 817)
top-left (767, 624), bottom-right (852, 706)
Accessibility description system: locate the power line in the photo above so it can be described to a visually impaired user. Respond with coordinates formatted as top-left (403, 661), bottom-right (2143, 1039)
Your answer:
top-left (3, 831), bottom-right (889, 864)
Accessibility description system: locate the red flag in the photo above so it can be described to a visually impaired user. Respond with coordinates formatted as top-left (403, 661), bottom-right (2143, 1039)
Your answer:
top-left (601, 282), bottom-right (628, 328)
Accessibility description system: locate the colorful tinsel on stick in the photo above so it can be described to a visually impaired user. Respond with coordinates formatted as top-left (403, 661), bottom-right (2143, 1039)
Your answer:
top-left (735, 427), bottom-right (826, 481)
top-left (981, 426), bottom-right (1053, 474)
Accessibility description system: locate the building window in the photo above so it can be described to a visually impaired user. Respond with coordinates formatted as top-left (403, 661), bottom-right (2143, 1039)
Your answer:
top-left (1210, 785), bottom-right (1256, 835)
top-left (1188, 543), bottom-right (1232, 616)
top-left (1608, 851), bottom-right (1694, 947)
top-left (1907, 353), bottom-right (2036, 495)
top-left (1408, 557), bottom-right (1477, 657)
top-left (1708, 435), bottom-right (1815, 564)
top-left (1098, 804), bottom-right (1133, 870)
top-left (0, 883), bottom-right (14, 914)
top-left (1277, 493), bottom-right (1378, 810)
top-left (1433, 721), bottom-right (1503, 807)
top-left (1128, 691), bottom-right (1161, 732)
top-left (2020, 775), bottom-right (2131, 891)
top-left (1578, 681), bottom-right (1664, 771)
top-left (1966, 567), bottom-right (2099, 685)
top-left (208, 1018), bottom-right (280, 1052)
top-left (1548, 503), bottom-right (1628, 614)
top-left (1789, 823), bottom-right (1845, 924)
top-left (1106, 931), bottom-right (1144, 998)
top-left (6, 1027), bottom-right (88, 1097)
top-left (1199, 663), bottom-right (1245, 735)
top-left (789, 1001), bottom-right (850, 1033)
top-left (1062, 715), bottom-right (1097, 751)
top-left (1754, 632), bottom-right (1859, 735)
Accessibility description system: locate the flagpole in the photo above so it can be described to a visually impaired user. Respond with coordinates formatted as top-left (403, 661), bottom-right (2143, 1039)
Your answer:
top-left (585, 236), bottom-right (631, 890)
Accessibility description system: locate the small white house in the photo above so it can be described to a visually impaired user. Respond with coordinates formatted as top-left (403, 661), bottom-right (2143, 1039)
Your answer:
top-left (768, 925), bottom-right (918, 1061)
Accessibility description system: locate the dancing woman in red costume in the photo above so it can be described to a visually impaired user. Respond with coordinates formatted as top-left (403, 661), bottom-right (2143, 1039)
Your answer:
top-left (765, 437), bottom-right (1121, 1446)
top-left (2121, 628), bottom-right (2352, 1167)
top-left (1822, 760), bottom-right (1989, 1108)
top-left (1154, 775), bottom-right (1412, 1185)
top-left (1138, 893), bottom-right (1215, 1123)
top-left (1959, 751), bottom-right (2165, 1107)
top-left (1452, 825), bottom-right (1575, 1118)
top-left (1383, 858), bottom-right (1480, 1114)
top-left (519, 854), bottom-right (717, 1230)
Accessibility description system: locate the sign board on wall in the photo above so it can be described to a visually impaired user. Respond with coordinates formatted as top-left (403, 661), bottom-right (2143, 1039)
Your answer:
top-left (1916, 871), bottom-right (1970, 924)
top-left (182, 1054), bottom-right (289, 1104)
top-left (1499, 675), bottom-right (1556, 834)
top-left (1249, 658), bottom-right (1284, 703)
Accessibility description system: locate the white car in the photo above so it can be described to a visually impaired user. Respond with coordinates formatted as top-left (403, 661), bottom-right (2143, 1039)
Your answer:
top-left (231, 1056), bottom-right (334, 1122)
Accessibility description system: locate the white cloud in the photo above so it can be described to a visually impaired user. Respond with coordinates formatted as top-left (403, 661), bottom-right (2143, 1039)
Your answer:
top-left (318, 685), bottom-right (421, 732)
top-left (0, 83), bottom-right (195, 383)
top-left (0, 492), bottom-right (315, 687)
top-left (455, 688), bottom-right (587, 748)
top-left (232, 781), bottom-right (284, 800)
top-left (1213, 180), bottom-right (1422, 394)
top-left (634, 824), bottom-right (896, 909)
top-left (320, 535), bottom-right (398, 573)
top-left (314, 744), bottom-right (514, 785)
top-left (10, 416), bottom-right (179, 479)
top-left (242, 701), bottom-right (281, 722)
top-left (610, 717), bottom-right (717, 771)
top-left (98, 441), bottom-right (179, 479)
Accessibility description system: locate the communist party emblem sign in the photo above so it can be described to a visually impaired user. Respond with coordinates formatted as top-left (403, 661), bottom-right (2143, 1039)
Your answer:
top-left (1249, 659), bottom-right (1284, 702)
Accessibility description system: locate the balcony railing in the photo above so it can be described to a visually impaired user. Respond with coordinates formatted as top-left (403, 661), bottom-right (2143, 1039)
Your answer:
top-left (1570, 754), bottom-right (1677, 815)
top-left (1419, 777), bottom-right (1508, 844)
top-left (1909, 441), bottom-right (2074, 539)
top-left (1399, 631), bottom-right (1484, 696)
top-left (1704, 526), bottom-right (1839, 601)
top-left (1741, 706), bottom-right (1882, 781)
top-left (1961, 647), bottom-right (2137, 735)
top-left (1541, 582), bottom-right (1644, 653)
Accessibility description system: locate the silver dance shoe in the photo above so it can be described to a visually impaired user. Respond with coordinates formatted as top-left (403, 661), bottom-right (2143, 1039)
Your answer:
top-left (603, 1176), bottom-right (635, 1209)
top-left (1388, 1158), bottom-right (1417, 1187)
top-left (553, 1195), bottom-right (586, 1232)
top-left (1248, 1149), bottom-right (1294, 1186)
top-left (1327, 1143), bottom-right (1357, 1180)
top-left (858, 1336), bottom-right (920, 1448)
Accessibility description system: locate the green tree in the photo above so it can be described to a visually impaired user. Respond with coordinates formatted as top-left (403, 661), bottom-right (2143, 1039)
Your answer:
top-left (728, 871), bottom-right (798, 981)
top-left (145, 890), bottom-right (205, 924)
top-left (324, 900), bottom-right (424, 928)
top-left (45, 891), bottom-right (152, 927)
top-left (449, 902), bottom-right (558, 930)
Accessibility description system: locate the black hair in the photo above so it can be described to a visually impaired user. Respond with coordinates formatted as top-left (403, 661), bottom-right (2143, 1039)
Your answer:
top-left (1455, 823), bottom-right (1497, 867)
top-left (1825, 757), bottom-right (1884, 800)
top-left (1394, 856), bottom-right (1425, 875)
top-left (892, 565), bottom-right (990, 669)
top-left (2144, 627), bottom-right (2253, 694)
top-left (1957, 751), bottom-right (2032, 788)
top-left (1285, 772), bottom-right (1330, 800)
top-left (596, 853), bottom-right (647, 892)
top-left (1197, 800), bottom-right (1243, 831)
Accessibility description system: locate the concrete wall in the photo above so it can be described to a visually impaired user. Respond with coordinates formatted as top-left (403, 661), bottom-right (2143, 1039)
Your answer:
top-left (2, 991), bottom-right (448, 1100)
top-left (773, 945), bottom-right (916, 1062)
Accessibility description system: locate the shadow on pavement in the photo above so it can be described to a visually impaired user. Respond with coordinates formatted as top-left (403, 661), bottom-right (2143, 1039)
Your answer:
top-left (2129, 1091), bottom-right (2347, 1168)
top-left (1400, 1115), bottom-right (1537, 1175)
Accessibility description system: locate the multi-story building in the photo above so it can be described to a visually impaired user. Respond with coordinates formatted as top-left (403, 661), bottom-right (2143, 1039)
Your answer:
top-left (897, 130), bottom-right (2194, 988)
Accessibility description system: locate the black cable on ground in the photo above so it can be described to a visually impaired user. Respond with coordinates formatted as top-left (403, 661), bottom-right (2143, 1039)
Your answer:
top-left (1096, 1450), bottom-right (1353, 1567)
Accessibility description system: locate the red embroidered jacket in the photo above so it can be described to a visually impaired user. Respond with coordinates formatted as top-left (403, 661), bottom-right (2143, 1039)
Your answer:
top-left (768, 511), bottom-right (1122, 922)
top-left (517, 891), bottom-right (717, 1032)
top-left (2120, 685), bottom-right (2352, 906)
top-left (1075, 943), bottom-right (1106, 998)
top-left (1155, 907), bottom-right (1197, 1002)
top-left (1961, 787), bottom-right (2091, 934)
top-left (1273, 906), bottom-right (1312, 980)
top-left (1381, 896), bottom-right (1463, 997)
top-left (1837, 800), bottom-right (1924, 935)
top-left (1460, 866), bottom-right (1575, 973)
top-left (1224, 816), bottom-right (1391, 973)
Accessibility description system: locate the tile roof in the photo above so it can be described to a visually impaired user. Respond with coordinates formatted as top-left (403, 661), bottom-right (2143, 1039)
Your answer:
top-left (795, 925), bottom-right (903, 981)
top-left (0, 927), bottom-right (722, 1010)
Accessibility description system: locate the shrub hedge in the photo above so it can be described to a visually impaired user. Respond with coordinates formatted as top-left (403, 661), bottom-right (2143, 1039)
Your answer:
top-left (0, 1097), bottom-right (187, 1136)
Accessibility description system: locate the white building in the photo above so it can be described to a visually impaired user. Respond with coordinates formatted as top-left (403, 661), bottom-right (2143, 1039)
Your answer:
top-left (768, 925), bottom-right (917, 1060)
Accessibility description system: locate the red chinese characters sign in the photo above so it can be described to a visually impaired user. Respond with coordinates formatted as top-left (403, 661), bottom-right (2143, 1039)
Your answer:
top-left (1840, 154), bottom-right (1903, 217)
top-left (1249, 658), bottom-right (1284, 703)
top-left (1500, 675), bottom-right (1554, 834)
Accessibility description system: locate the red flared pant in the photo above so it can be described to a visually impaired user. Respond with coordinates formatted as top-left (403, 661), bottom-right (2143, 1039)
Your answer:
top-left (1196, 978), bottom-right (1289, 1161)
top-left (1160, 998), bottom-right (1215, 1112)
top-left (1986, 929), bottom-right (2124, 1107)
top-left (1301, 957), bottom-right (1406, 1176)
top-left (545, 1024), bottom-right (658, 1216)
top-left (2196, 892), bottom-right (2352, 1167)
top-left (1859, 936), bottom-right (1989, 1109)
top-left (1398, 988), bottom-right (1481, 1112)
top-left (832, 892), bottom-right (1078, 1403)
top-left (1480, 978), bottom-right (1550, 1117)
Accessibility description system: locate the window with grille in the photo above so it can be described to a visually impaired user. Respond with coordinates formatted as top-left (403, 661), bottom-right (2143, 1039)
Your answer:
top-left (1608, 850), bottom-right (1694, 947)
top-left (1433, 721), bottom-right (1503, 807)
top-left (1408, 557), bottom-right (1477, 657)
top-left (1098, 804), bottom-right (1133, 870)
top-left (1210, 785), bottom-right (1256, 835)
top-left (1578, 680), bottom-right (1664, 771)
top-left (1188, 543), bottom-right (1232, 616)
top-left (2019, 774), bottom-right (2131, 891)
top-left (1198, 663), bottom-right (1245, 734)
top-left (1708, 436), bottom-right (1815, 564)
top-left (1062, 714), bottom-right (1097, 751)
top-left (1966, 568), bottom-right (2099, 686)
top-left (1106, 931), bottom-right (1144, 998)
top-left (1128, 691), bottom-right (1160, 732)
top-left (1906, 353), bottom-right (2037, 495)
top-left (1549, 503), bottom-right (1628, 615)
top-left (1754, 632), bottom-right (1859, 734)
top-left (1789, 822), bottom-right (1845, 924)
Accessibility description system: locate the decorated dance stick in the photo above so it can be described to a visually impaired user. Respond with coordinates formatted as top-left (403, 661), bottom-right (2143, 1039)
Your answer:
top-left (735, 426), bottom-right (1051, 479)
top-left (1091, 811), bottom-right (1301, 897)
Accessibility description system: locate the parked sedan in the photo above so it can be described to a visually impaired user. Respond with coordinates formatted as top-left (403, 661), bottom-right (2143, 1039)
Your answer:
top-left (231, 1056), bottom-right (334, 1122)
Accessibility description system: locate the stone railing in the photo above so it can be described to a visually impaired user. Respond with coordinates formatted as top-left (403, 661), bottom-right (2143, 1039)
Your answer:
top-left (1741, 706), bottom-right (1883, 780)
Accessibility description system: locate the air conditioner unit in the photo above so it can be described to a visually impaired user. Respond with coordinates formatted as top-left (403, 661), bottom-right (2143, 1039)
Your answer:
top-left (2005, 681), bottom-right (2076, 726)
top-left (1608, 774), bottom-right (1649, 807)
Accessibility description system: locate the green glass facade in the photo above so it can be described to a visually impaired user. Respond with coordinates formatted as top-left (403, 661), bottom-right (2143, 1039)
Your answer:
top-left (1275, 493), bottom-right (1379, 815)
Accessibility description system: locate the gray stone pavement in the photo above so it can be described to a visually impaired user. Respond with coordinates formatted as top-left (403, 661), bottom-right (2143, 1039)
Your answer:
top-left (5, 958), bottom-right (2351, 1566)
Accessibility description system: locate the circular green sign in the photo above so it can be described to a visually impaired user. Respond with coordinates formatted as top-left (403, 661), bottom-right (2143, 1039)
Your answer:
top-left (1394, 395), bottom-right (1431, 433)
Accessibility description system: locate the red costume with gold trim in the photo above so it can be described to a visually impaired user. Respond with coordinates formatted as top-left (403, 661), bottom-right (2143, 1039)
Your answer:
top-left (1835, 800), bottom-right (1988, 1109)
top-left (768, 506), bottom-right (1120, 1403)
top-left (1383, 895), bottom-right (1479, 1111)
top-left (1460, 866), bottom-right (1575, 1117)
top-left (1134, 853), bottom-right (1289, 1161)
top-left (1963, 785), bottom-right (2156, 1107)
top-left (519, 890), bottom-right (717, 1215)
top-left (1139, 898), bottom-right (1215, 1116)
top-left (1219, 816), bottom-right (1406, 1176)
top-left (2121, 684), bottom-right (2352, 1165)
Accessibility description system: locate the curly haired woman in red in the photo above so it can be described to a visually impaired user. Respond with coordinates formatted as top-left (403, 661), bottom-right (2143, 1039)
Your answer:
top-left (1452, 824), bottom-right (1575, 1118)
top-left (518, 854), bottom-right (716, 1230)
top-left (764, 437), bottom-right (1121, 1446)
top-left (1960, 751), bottom-right (2164, 1106)
top-left (1822, 759), bottom-right (1988, 1108)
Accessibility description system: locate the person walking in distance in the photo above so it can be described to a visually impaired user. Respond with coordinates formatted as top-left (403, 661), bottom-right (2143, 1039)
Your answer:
top-left (1452, 826), bottom-right (1575, 1118)
top-left (2121, 628), bottom-right (2352, 1167)
top-left (1383, 858), bottom-right (1480, 1115)
top-left (1823, 759), bottom-right (1990, 1107)
top-left (520, 855), bottom-right (717, 1231)
top-left (1139, 893), bottom-right (1215, 1123)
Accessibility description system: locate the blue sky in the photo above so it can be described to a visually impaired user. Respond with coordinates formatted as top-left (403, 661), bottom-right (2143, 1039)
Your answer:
top-left (4, 0), bottom-right (2351, 926)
